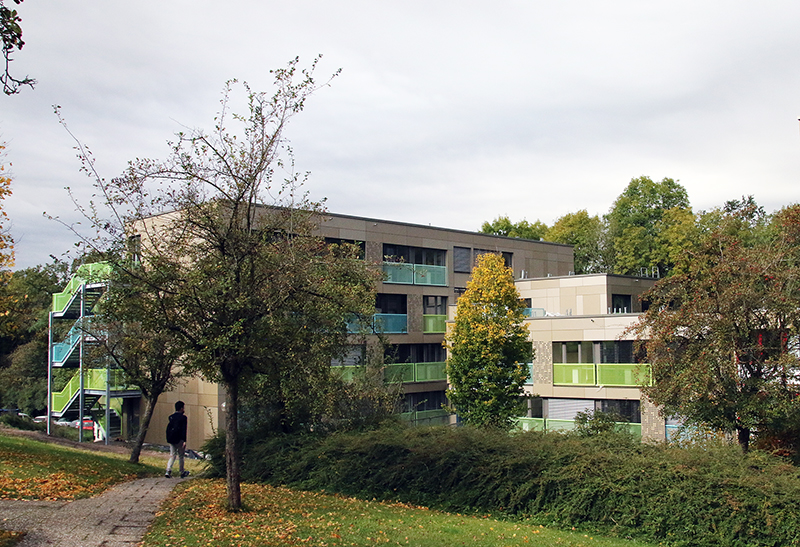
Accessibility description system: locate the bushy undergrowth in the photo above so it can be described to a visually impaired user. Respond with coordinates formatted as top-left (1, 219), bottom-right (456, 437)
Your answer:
top-left (0, 413), bottom-right (44, 431)
top-left (204, 426), bottom-right (800, 547)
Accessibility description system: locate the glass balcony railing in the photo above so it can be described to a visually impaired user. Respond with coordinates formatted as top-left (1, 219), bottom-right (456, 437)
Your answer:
top-left (596, 363), bottom-right (651, 386)
top-left (524, 363), bottom-right (534, 385)
top-left (522, 308), bottom-right (546, 318)
top-left (373, 314), bottom-right (408, 334)
top-left (423, 314), bottom-right (447, 333)
top-left (383, 263), bottom-right (447, 286)
top-left (553, 364), bottom-right (596, 385)
top-left (384, 361), bottom-right (447, 384)
top-left (553, 363), bottom-right (651, 387)
top-left (513, 417), bottom-right (642, 437)
top-left (400, 409), bottom-right (451, 426)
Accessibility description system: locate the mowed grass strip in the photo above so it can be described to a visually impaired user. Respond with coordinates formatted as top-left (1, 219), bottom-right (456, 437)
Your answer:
top-left (144, 479), bottom-right (657, 547)
top-left (0, 433), bottom-right (163, 500)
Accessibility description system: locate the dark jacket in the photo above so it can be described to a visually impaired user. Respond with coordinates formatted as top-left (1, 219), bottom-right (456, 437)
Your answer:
top-left (166, 411), bottom-right (187, 444)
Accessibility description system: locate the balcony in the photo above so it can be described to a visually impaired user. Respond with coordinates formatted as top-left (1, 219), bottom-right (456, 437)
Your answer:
top-left (553, 364), bottom-right (596, 386)
top-left (422, 314), bottom-right (447, 333)
top-left (383, 262), bottom-right (447, 286)
top-left (514, 418), bottom-right (641, 436)
top-left (373, 314), bottom-right (408, 334)
top-left (400, 408), bottom-right (451, 426)
top-left (553, 363), bottom-right (651, 387)
top-left (385, 361), bottom-right (446, 384)
top-left (522, 308), bottom-right (546, 318)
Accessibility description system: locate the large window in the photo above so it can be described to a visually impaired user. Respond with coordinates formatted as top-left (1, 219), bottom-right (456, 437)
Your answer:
top-left (383, 244), bottom-right (445, 266)
top-left (423, 295), bottom-right (447, 315)
top-left (404, 390), bottom-right (448, 412)
top-left (553, 341), bottom-right (594, 363)
top-left (375, 293), bottom-right (407, 315)
top-left (388, 343), bottom-right (446, 364)
top-left (453, 247), bottom-right (472, 273)
top-left (611, 294), bottom-right (632, 314)
top-left (598, 399), bottom-right (641, 423)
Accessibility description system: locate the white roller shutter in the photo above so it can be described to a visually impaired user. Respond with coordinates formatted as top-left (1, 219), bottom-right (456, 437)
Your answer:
top-left (547, 398), bottom-right (595, 420)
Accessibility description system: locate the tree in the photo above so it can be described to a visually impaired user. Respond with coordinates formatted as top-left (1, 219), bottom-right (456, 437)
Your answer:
top-left (0, 262), bottom-right (68, 414)
top-left (1, 0), bottom-right (34, 95)
top-left (445, 252), bottom-right (531, 429)
top-left (480, 216), bottom-right (548, 241)
top-left (630, 200), bottom-right (800, 451)
top-left (0, 144), bottom-right (13, 270)
top-left (62, 59), bottom-right (380, 509)
top-left (89, 281), bottom-right (187, 464)
top-left (606, 176), bottom-right (691, 277)
top-left (544, 210), bottom-right (607, 274)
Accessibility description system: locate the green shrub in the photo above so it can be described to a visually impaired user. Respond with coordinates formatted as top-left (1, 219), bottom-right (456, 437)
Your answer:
top-left (205, 425), bottom-right (800, 547)
top-left (0, 413), bottom-right (45, 431)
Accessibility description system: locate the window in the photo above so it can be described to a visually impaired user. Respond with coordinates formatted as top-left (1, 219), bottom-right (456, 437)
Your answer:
top-left (473, 249), bottom-right (512, 268)
top-left (404, 391), bottom-right (448, 413)
top-left (611, 294), bottom-right (632, 313)
top-left (383, 244), bottom-right (445, 266)
top-left (453, 247), bottom-right (472, 273)
top-left (423, 296), bottom-right (447, 315)
top-left (553, 341), bottom-right (594, 363)
top-left (127, 235), bottom-right (142, 265)
top-left (600, 341), bottom-right (637, 364)
top-left (324, 237), bottom-right (365, 259)
top-left (375, 294), bottom-right (407, 315)
top-left (388, 343), bottom-right (446, 364)
top-left (598, 399), bottom-right (641, 423)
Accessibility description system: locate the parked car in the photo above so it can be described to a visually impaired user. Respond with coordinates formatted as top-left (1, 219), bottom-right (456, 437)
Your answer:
top-left (33, 416), bottom-right (48, 423)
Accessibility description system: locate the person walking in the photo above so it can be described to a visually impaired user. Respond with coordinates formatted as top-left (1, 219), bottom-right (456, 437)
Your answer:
top-left (165, 401), bottom-right (190, 478)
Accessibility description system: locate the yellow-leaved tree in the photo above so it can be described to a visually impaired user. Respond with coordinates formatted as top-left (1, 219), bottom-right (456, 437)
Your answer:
top-left (0, 144), bottom-right (12, 269)
top-left (445, 252), bottom-right (531, 429)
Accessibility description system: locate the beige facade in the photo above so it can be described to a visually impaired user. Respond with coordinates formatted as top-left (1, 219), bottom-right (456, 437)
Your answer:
top-left (143, 211), bottom-right (572, 447)
top-left (516, 274), bottom-right (665, 441)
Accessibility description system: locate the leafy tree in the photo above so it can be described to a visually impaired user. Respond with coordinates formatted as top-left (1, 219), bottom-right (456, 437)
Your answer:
top-left (89, 281), bottom-right (187, 463)
top-left (445, 253), bottom-right (531, 429)
top-left (0, 144), bottom-right (13, 270)
top-left (630, 200), bottom-right (800, 451)
top-left (0, 262), bottom-right (68, 414)
top-left (61, 59), bottom-right (380, 509)
top-left (0, 0), bottom-right (34, 95)
top-left (480, 216), bottom-right (548, 240)
top-left (606, 176), bottom-right (691, 277)
top-left (544, 210), bottom-right (607, 274)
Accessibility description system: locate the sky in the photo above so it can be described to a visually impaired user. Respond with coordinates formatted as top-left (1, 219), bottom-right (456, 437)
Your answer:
top-left (2, 1), bottom-right (800, 269)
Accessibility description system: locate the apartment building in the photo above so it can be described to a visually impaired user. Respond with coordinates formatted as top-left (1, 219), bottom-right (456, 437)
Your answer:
top-left (48, 212), bottom-right (667, 447)
top-left (514, 273), bottom-right (666, 441)
top-left (143, 212), bottom-right (574, 447)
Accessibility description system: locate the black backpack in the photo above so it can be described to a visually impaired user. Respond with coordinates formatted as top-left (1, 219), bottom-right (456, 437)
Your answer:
top-left (166, 415), bottom-right (180, 444)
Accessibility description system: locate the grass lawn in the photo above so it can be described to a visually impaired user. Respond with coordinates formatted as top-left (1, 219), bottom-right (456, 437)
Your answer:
top-left (0, 432), bottom-right (167, 500)
top-left (144, 479), bottom-right (658, 547)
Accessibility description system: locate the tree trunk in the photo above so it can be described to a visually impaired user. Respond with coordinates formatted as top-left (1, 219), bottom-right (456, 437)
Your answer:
top-left (737, 426), bottom-right (751, 452)
top-left (129, 393), bottom-right (159, 464)
top-left (224, 378), bottom-right (242, 510)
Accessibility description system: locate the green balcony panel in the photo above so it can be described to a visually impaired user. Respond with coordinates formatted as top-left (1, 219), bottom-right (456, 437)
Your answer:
top-left (413, 264), bottom-right (447, 286)
top-left (553, 364), bottom-right (596, 385)
top-left (333, 365), bottom-right (358, 382)
top-left (597, 363), bottom-right (651, 386)
top-left (382, 262), bottom-right (414, 284)
top-left (385, 363), bottom-right (415, 383)
top-left (373, 314), bottom-right (408, 334)
top-left (422, 314), bottom-right (447, 333)
top-left (415, 361), bottom-right (446, 382)
top-left (546, 419), bottom-right (577, 432)
top-left (515, 417), bottom-right (545, 432)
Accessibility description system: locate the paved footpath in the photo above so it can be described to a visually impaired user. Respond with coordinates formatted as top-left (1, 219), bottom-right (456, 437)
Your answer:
top-left (0, 475), bottom-right (187, 547)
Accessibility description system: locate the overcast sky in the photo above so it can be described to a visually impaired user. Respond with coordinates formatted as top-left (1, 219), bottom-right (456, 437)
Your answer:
top-left (3, 1), bottom-right (800, 269)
